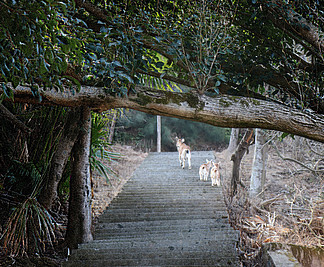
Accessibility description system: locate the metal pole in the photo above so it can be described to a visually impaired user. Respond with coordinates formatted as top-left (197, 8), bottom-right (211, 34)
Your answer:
top-left (157, 115), bottom-right (161, 152)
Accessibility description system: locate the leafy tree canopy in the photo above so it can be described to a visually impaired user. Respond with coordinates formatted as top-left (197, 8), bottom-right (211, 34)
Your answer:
top-left (0, 1), bottom-right (323, 122)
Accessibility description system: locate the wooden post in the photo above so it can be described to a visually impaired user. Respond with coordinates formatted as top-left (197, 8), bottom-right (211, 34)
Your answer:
top-left (157, 115), bottom-right (161, 153)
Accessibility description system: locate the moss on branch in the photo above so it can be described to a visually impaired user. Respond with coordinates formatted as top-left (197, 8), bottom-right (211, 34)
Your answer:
top-left (134, 90), bottom-right (205, 110)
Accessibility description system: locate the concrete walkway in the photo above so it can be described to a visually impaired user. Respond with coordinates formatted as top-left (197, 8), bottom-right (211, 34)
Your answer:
top-left (64, 151), bottom-right (240, 266)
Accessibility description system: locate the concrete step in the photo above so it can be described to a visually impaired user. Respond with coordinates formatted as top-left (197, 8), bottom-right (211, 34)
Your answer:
top-left (63, 257), bottom-right (238, 267)
top-left (102, 207), bottom-right (227, 214)
top-left (107, 201), bottom-right (226, 208)
top-left (99, 212), bottom-right (228, 221)
top-left (98, 213), bottom-right (228, 223)
top-left (78, 238), bottom-right (237, 250)
top-left (115, 190), bottom-right (222, 196)
top-left (95, 224), bottom-right (235, 237)
top-left (94, 218), bottom-right (230, 230)
top-left (94, 228), bottom-right (239, 240)
top-left (118, 186), bottom-right (222, 191)
top-left (71, 251), bottom-right (237, 262)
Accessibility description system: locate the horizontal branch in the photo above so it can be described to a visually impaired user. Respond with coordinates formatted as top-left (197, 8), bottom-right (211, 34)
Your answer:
top-left (3, 85), bottom-right (324, 143)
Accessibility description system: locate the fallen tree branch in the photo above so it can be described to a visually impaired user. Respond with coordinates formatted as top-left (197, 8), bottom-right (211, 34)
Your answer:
top-left (259, 194), bottom-right (285, 210)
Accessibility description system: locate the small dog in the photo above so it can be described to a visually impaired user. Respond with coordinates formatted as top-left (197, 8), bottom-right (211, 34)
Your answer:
top-left (199, 159), bottom-right (212, 181)
top-left (210, 162), bottom-right (221, 186)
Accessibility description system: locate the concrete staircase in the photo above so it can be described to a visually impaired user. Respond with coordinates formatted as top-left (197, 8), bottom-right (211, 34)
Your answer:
top-left (63, 151), bottom-right (240, 266)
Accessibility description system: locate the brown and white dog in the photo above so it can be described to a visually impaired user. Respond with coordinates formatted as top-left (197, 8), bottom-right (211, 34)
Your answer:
top-left (199, 159), bottom-right (212, 181)
top-left (210, 162), bottom-right (221, 186)
top-left (175, 137), bottom-right (192, 169)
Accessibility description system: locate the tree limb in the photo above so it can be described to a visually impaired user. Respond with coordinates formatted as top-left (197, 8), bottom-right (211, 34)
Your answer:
top-left (2, 84), bottom-right (324, 143)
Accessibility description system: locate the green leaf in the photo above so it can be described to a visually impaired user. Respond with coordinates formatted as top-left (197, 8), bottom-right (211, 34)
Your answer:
top-left (279, 132), bottom-right (295, 141)
top-left (2, 83), bottom-right (14, 100)
top-left (63, 75), bottom-right (81, 92)
top-left (12, 76), bottom-right (20, 88)
top-left (155, 62), bottom-right (164, 69)
top-left (112, 61), bottom-right (122, 68)
top-left (217, 74), bottom-right (227, 82)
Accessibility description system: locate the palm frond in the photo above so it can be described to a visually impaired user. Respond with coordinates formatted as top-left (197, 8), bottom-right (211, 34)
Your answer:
top-left (1, 197), bottom-right (56, 256)
top-left (90, 112), bottom-right (121, 183)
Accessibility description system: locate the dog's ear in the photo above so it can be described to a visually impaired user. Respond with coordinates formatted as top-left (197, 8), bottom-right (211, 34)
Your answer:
top-left (181, 138), bottom-right (185, 142)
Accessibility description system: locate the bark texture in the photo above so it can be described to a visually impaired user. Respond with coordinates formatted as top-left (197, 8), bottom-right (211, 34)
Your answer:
top-left (249, 129), bottom-right (268, 198)
top-left (66, 107), bottom-right (93, 249)
top-left (231, 129), bottom-right (254, 197)
top-left (5, 85), bottom-right (324, 143)
top-left (227, 128), bottom-right (241, 154)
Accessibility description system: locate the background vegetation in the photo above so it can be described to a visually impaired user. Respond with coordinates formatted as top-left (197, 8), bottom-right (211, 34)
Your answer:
top-left (114, 110), bottom-right (230, 152)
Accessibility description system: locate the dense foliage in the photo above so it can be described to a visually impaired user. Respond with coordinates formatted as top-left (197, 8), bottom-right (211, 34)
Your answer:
top-left (0, 105), bottom-right (66, 191)
top-left (0, 0), bottom-right (323, 114)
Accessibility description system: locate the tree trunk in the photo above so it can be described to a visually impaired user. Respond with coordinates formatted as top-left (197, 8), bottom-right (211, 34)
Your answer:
top-left (39, 108), bottom-right (81, 209)
top-left (230, 129), bottom-right (254, 197)
top-left (66, 107), bottom-right (93, 249)
top-left (249, 129), bottom-right (268, 198)
top-left (227, 128), bottom-right (240, 154)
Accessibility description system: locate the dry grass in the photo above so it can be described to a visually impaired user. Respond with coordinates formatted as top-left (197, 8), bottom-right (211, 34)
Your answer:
top-left (91, 144), bottom-right (148, 220)
top-left (217, 135), bottom-right (324, 264)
